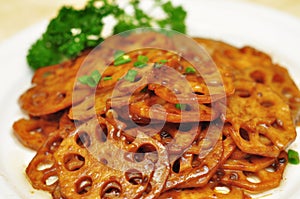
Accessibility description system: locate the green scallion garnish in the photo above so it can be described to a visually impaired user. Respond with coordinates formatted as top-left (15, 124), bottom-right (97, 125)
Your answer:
top-left (159, 59), bottom-right (168, 64)
top-left (114, 50), bottom-right (125, 59)
top-left (288, 149), bottom-right (299, 164)
top-left (103, 76), bottom-right (113, 81)
top-left (78, 70), bottom-right (101, 87)
top-left (185, 66), bottom-right (196, 74)
top-left (154, 59), bottom-right (168, 68)
top-left (134, 55), bottom-right (149, 68)
top-left (175, 103), bottom-right (187, 110)
top-left (124, 70), bottom-right (138, 82)
top-left (114, 50), bottom-right (131, 66)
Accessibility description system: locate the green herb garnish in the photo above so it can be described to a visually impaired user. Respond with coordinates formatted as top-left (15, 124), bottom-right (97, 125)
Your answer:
top-left (185, 67), bottom-right (196, 74)
top-left (103, 76), bottom-right (113, 81)
top-left (288, 149), bottom-right (299, 164)
top-left (114, 55), bottom-right (132, 66)
top-left (27, 0), bottom-right (187, 70)
top-left (159, 59), bottom-right (168, 64)
top-left (153, 59), bottom-right (169, 69)
top-left (124, 70), bottom-right (138, 82)
top-left (114, 50), bottom-right (126, 59)
top-left (113, 50), bottom-right (131, 66)
top-left (175, 103), bottom-right (187, 110)
top-left (78, 70), bottom-right (101, 87)
top-left (134, 55), bottom-right (149, 68)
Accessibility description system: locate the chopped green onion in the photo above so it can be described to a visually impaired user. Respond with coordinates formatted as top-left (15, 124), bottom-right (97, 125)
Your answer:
top-left (134, 62), bottom-right (147, 68)
top-left (134, 55), bottom-right (149, 68)
top-left (185, 67), bottom-right (196, 74)
top-left (78, 70), bottom-right (101, 87)
top-left (159, 59), bottom-right (168, 64)
top-left (78, 75), bottom-right (89, 84)
top-left (124, 70), bottom-right (138, 82)
top-left (138, 55), bottom-right (149, 63)
top-left (114, 50), bottom-right (125, 59)
top-left (103, 76), bottom-right (113, 81)
top-left (114, 55), bottom-right (132, 66)
top-left (288, 149), bottom-right (299, 164)
top-left (175, 103), bottom-right (187, 110)
top-left (114, 50), bottom-right (132, 66)
top-left (154, 59), bottom-right (168, 68)
top-left (90, 70), bottom-right (101, 83)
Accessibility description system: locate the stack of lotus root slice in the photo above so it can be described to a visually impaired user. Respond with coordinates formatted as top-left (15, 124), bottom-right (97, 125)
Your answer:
top-left (13, 31), bottom-right (299, 199)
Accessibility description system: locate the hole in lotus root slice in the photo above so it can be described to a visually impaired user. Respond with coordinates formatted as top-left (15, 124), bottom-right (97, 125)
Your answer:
top-left (95, 123), bottom-right (108, 143)
top-left (164, 131), bottom-right (223, 190)
top-left (250, 70), bottom-right (265, 84)
top-left (272, 73), bottom-right (285, 83)
top-left (134, 144), bottom-right (158, 163)
top-left (51, 184), bottom-right (65, 199)
top-left (226, 81), bottom-right (296, 157)
top-left (75, 176), bottom-right (93, 195)
top-left (63, 153), bottom-right (85, 171)
top-left (12, 117), bottom-right (59, 150)
top-left (25, 128), bottom-right (70, 193)
top-left (46, 135), bottom-right (64, 154)
top-left (101, 181), bottom-right (122, 198)
top-left (159, 181), bottom-right (248, 199)
top-left (125, 169), bottom-right (144, 185)
top-left (44, 174), bottom-right (59, 186)
top-left (172, 158), bottom-right (181, 173)
top-left (75, 131), bottom-right (91, 148)
top-left (220, 151), bottom-right (288, 193)
top-left (239, 128), bottom-right (250, 142)
top-left (235, 89), bottom-right (251, 98)
top-left (54, 118), bottom-right (169, 199)
top-left (36, 159), bottom-right (55, 171)
top-left (27, 154), bottom-right (59, 191)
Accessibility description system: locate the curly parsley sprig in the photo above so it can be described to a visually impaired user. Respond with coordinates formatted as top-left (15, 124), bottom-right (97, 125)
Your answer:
top-left (27, 0), bottom-right (187, 70)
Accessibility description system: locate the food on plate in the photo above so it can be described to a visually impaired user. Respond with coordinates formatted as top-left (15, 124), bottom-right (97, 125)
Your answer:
top-left (13, 30), bottom-right (300, 199)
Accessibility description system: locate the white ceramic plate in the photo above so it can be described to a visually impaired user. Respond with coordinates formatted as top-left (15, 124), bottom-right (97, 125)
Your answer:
top-left (1, 0), bottom-right (300, 198)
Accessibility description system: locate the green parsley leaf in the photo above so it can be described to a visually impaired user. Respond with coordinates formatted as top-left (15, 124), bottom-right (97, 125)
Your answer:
top-left (124, 70), bottom-right (138, 82)
top-left (27, 0), bottom-right (187, 70)
top-left (288, 149), bottom-right (299, 164)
